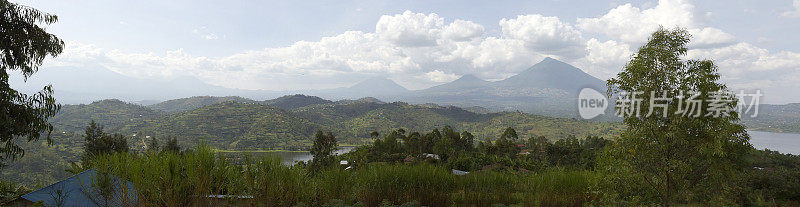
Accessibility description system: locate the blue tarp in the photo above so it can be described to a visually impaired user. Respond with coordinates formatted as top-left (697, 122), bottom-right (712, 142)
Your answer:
top-left (21, 169), bottom-right (137, 207)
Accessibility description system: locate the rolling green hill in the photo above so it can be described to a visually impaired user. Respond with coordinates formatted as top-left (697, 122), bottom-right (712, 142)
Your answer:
top-left (47, 96), bottom-right (624, 152)
top-left (263, 94), bottom-right (334, 110)
top-left (49, 99), bottom-right (162, 132)
top-left (742, 103), bottom-right (800, 133)
top-left (147, 96), bottom-right (257, 113)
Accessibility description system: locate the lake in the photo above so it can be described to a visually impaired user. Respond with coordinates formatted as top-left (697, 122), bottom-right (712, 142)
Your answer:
top-left (223, 146), bottom-right (356, 165)
top-left (749, 131), bottom-right (800, 155)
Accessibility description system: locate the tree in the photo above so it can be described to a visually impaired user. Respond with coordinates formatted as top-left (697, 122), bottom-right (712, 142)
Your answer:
top-left (147, 136), bottom-right (160, 153)
top-left (0, 0), bottom-right (64, 167)
top-left (527, 135), bottom-right (550, 156)
top-left (310, 131), bottom-right (338, 170)
top-left (83, 121), bottom-right (128, 163)
top-left (162, 136), bottom-right (180, 153)
top-left (495, 127), bottom-right (520, 157)
top-left (601, 27), bottom-right (751, 205)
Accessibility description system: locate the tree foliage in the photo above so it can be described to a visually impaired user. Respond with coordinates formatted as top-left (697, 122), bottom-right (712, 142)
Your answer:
top-left (0, 0), bottom-right (64, 167)
top-left (82, 121), bottom-right (128, 163)
top-left (601, 27), bottom-right (752, 205)
top-left (310, 131), bottom-right (337, 170)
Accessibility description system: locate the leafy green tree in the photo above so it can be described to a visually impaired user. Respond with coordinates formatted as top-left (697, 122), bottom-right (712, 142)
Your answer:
top-left (310, 131), bottom-right (338, 170)
top-left (527, 135), bottom-right (550, 157)
top-left (147, 136), bottom-right (160, 153)
top-left (0, 0), bottom-right (64, 167)
top-left (162, 136), bottom-right (180, 153)
top-left (460, 131), bottom-right (475, 152)
top-left (82, 121), bottom-right (128, 163)
top-left (500, 127), bottom-right (518, 141)
top-left (601, 27), bottom-right (751, 205)
top-left (495, 127), bottom-right (520, 157)
top-left (546, 135), bottom-right (582, 167)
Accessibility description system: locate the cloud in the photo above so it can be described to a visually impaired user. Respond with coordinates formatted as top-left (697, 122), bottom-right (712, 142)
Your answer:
top-left (575, 0), bottom-right (734, 48)
top-left (375, 11), bottom-right (445, 47)
top-left (577, 0), bottom-right (696, 43)
top-left (192, 26), bottom-right (219, 40)
top-left (499, 14), bottom-right (586, 59)
top-left (422, 70), bottom-right (459, 82)
top-left (442, 19), bottom-right (485, 41)
top-left (688, 27), bottom-right (735, 48)
top-left (576, 38), bottom-right (633, 80)
top-left (782, 0), bottom-right (800, 18)
top-left (687, 43), bottom-right (800, 102)
top-left (38, 7), bottom-right (800, 103)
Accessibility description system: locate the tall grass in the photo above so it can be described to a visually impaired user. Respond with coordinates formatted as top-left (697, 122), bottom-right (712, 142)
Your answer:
top-left (355, 164), bottom-right (454, 207)
top-left (87, 147), bottom-right (596, 206)
top-left (453, 171), bottom-right (518, 206)
top-left (520, 169), bottom-right (597, 207)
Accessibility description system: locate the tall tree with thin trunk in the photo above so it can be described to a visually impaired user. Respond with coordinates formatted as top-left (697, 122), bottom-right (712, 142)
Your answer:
top-left (600, 27), bottom-right (751, 206)
top-left (0, 0), bottom-right (64, 167)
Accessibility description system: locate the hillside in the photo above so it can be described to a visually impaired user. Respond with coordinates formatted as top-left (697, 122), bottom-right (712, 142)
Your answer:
top-left (50, 99), bottom-right (162, 132)
top-left (148, 96), bottom-right (257, 113)
top-left (48, 97), bottom-right (624, 151)
top-left (124, 101), bottom-right (319, 150)
top-left (263, 94), bottom-right (334, 110)
top-left (742, 103), bottom-right (800, 133)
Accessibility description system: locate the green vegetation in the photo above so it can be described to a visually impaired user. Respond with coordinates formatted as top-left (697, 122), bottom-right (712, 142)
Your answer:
top-left (601, 27), bottom-right (753, 206)
top-left (79, 143), bottom-right (601, 206)
top-left (0, 0), bottom-right (63, 167)
top-left (148, 96), bottom-right (257, 113)
top-left (58, 125), bottom-right (800, 206)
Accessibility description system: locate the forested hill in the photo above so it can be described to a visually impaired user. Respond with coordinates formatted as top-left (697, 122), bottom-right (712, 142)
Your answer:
top-left (47, 95), bottom-right (624, 151)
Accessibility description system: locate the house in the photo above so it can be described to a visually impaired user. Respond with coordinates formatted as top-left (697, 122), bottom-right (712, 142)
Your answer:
top-left (423, 153), bottom-right (440, 160)
top-left (5, 169), bottom-right (137, 207)
top-left (451, 169), bottom-right (469, 176)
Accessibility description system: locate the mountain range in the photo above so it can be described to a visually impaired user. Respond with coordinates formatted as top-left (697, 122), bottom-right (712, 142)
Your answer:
top-left (12, 57), bottom-right (608, 118)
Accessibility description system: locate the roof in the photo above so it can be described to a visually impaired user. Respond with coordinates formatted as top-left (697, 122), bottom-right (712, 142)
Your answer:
top-left (20, 169), bottom-right (137, 207)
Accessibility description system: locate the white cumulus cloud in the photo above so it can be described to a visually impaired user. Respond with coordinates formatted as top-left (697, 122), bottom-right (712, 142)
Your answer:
top-left (500, 14), bottom-right (586, 59)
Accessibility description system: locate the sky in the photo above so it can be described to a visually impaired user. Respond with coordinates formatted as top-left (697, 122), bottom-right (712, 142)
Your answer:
top-left (10, 0), bottom-right (800, 104)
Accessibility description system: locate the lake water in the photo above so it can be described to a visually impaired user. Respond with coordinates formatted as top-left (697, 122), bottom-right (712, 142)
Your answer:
top-left (749, 131), bottom-right (800, 155)
top-left (224, 146), bottom-right (355, 165)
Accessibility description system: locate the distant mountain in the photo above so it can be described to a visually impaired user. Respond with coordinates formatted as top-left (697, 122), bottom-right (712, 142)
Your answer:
top-left (21, 58), bottom-right (609, 118)
top-left (9, 66), bottom-right (282, 104)
top-left (397, 58), bottom-right (607, 118)
top-left (495, 57), bottom-right (606, 93)
top-left (420, 74), bottom-right (489, 94)
top-left (264, 94), bottom-right (333, 110)
top-left (149, 96), bottom-right (258, 113)
top-left (347, 77), bottom-right (409, 95)
top-left (307, 77), bottom-right (409, 100)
